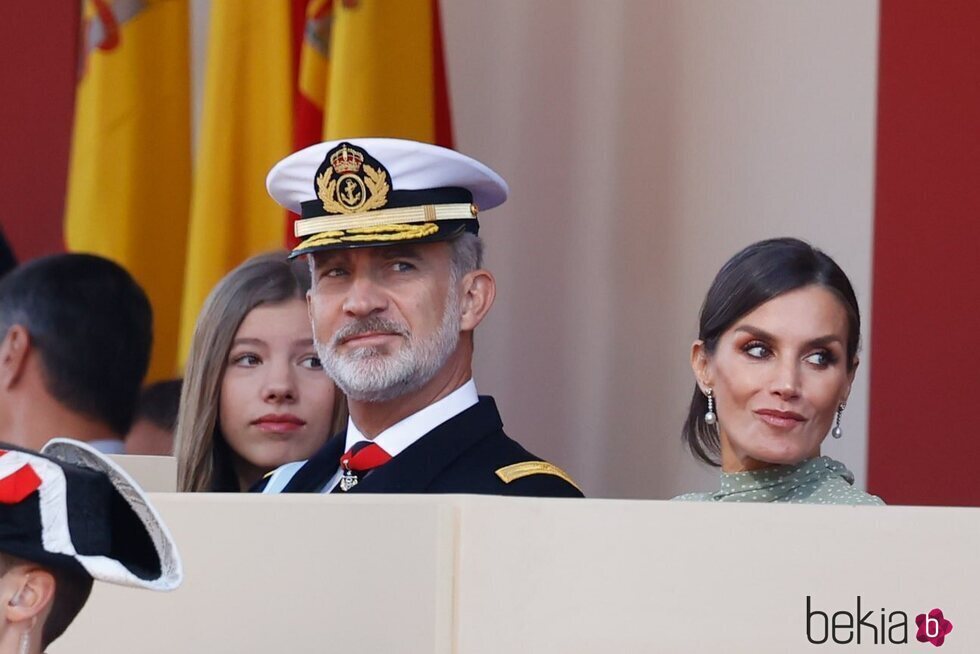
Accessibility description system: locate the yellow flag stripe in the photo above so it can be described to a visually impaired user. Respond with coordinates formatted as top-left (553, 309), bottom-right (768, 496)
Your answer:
top-left (65, 0), bottom-right (191, 382)
top-left (177, 0), bottom-right (295, 364)
top-left (326, 0), bottom-right (436, 142)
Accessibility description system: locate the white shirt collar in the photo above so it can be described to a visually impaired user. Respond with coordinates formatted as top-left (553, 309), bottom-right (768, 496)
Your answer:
top-left (344, 379), bottom-right (479, 457)
top-left (88, 438), bottom-right (126, 455)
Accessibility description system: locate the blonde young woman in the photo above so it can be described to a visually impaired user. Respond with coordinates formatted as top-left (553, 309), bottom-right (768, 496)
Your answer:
top-left (176, 252), bottom-right (347, 492)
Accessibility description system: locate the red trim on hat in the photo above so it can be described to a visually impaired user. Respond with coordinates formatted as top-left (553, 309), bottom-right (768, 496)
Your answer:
top-left (0, 462), bottom-right (42, 504)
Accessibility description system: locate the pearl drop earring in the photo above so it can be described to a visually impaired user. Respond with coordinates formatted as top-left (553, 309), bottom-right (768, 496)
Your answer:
top-left (704, 388), bottom-right (717, 426)
top-left (832, 403), bottom-right (845, 439)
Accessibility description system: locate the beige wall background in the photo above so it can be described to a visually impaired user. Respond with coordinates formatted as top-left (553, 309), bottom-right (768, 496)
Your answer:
top-left (189, 0), bottom-right (880, 499)
top-left (441, 0), bottom-right (879, 499)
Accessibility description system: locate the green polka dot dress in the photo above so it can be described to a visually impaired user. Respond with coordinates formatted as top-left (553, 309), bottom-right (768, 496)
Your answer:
top-left (673, 456), bottom-right (884, 505)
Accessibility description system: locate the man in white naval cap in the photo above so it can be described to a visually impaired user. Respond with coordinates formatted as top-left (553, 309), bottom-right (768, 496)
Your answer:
top-left (257, 139), bottom-right (582, 497)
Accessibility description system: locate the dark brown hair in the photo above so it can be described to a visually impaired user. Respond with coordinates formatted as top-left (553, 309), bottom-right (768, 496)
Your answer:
top-left (0, 254), bottom-right (151, 435)
top-left (683, 238), bottom-right (860, 466)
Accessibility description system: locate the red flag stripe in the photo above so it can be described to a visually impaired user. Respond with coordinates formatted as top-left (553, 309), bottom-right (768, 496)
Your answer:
top-left (431, 0), bottom-right (453, 148)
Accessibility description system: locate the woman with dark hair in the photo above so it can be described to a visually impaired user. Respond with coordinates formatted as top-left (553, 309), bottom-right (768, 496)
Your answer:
top-left (175, 252), bottom-right (347, 492)
top-left (674, 238), bottom-right (883, 505)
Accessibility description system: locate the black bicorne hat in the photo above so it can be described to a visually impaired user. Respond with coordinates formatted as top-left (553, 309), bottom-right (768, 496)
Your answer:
top-left (0, 439), bottom-right (181, 591)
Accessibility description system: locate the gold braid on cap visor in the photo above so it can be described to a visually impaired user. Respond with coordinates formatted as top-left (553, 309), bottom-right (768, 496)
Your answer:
top-left (294, 223), bottom-right (442, 251)
top-left (291, 202), bottom-right (477, 252)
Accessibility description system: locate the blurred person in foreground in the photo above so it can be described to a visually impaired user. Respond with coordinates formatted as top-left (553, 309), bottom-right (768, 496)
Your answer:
top-left (674, 238), bottom-right (883, 505)
top-left (259, 139), bottom-right (582, 497)
top-left (0, 254), bottom-right (152, 454)
top-left (0, 438), bottom-right (181, 653)
top-left (125, 379), bottom-right (183, 456)
top-left (175, 252), bottom-right (347, 492)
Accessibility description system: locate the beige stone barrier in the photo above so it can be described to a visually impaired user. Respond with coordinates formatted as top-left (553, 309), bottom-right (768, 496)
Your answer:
top-left (107, 454), bottom-right (177, 492)
top-left (53, 494), bottom-right (980, 653)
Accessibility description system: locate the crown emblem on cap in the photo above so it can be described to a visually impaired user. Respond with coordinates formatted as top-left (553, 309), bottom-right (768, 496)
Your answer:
top-left (329, 144), bottom-right (364, 174)
top-left (316, 142), bottom-right (390, 215)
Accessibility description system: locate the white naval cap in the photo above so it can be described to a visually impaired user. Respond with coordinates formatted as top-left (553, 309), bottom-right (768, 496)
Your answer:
top-left (266, 138), bottom-right (509, 258)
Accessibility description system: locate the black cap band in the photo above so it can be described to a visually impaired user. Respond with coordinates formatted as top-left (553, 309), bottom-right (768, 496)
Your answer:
top-left (301, 186), bottom-right (473, 219)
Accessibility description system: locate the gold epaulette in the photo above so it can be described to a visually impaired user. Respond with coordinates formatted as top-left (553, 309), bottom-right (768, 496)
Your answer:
top-left (495, 462), bottom-right (581, 493)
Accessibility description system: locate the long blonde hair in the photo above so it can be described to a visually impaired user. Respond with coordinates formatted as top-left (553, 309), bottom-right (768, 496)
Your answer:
top-left (175, 252), bottom-right (347, 491)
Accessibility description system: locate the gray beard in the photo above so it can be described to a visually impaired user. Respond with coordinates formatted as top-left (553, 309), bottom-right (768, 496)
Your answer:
top-left (316, 287), bottom-right (462, 403)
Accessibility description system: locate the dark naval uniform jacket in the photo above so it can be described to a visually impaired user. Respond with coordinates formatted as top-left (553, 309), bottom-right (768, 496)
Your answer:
top-left (259, 396), bottom-right (583, 497)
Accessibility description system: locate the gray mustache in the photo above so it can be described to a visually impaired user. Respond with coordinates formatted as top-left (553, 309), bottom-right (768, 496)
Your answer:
top-left (331, 317), bottom-right (409, 346)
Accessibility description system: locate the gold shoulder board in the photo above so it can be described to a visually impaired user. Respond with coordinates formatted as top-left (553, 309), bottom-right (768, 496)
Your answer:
top-left (495, 462), bottom-right (581, 492)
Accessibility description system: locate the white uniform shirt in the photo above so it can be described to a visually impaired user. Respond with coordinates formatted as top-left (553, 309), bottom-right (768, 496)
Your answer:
top-left (262, 380), bottom-right (479, 494)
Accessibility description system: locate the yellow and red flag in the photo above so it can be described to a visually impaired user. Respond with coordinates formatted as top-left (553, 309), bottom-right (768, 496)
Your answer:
top-left (177, 0), bottom-right (296, 361)
top-left (65, 0), bottom-right (192, 381)
top-left (65, 0), bottom-right (454, 372)
top-left (291, 0), bottom-right (454, 245)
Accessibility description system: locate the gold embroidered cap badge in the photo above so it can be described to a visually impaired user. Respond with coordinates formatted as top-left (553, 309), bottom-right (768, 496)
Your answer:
top-left (315, 142), bottom-right (390, 215)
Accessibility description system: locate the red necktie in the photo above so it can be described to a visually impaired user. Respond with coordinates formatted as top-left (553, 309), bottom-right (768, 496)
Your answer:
top-left (338, 442), bottom-right (391, 492)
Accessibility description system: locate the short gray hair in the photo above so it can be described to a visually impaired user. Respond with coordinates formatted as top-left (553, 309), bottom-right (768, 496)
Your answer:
top-left (448, 232), bottom-right (484, 282)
